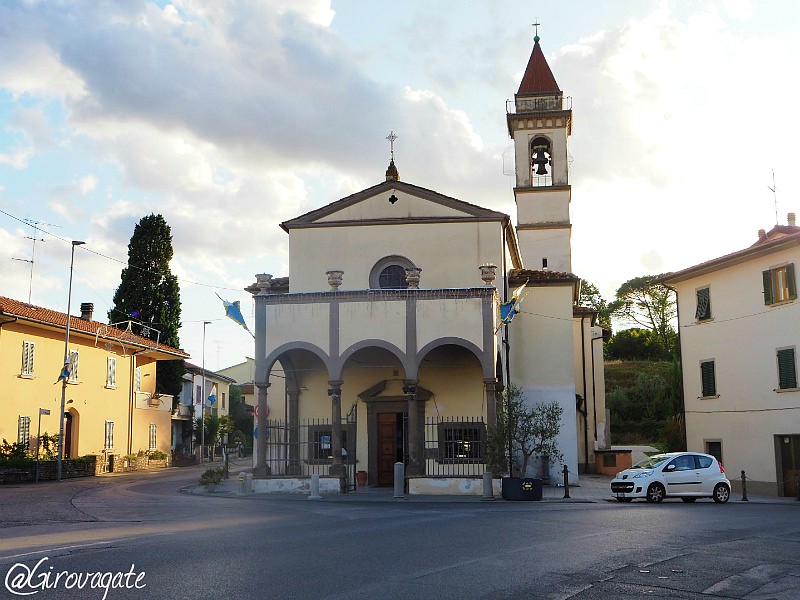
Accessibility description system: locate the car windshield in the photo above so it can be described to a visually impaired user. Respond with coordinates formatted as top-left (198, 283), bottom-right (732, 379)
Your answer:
top-left (632, 455), bottom-right (670, 470)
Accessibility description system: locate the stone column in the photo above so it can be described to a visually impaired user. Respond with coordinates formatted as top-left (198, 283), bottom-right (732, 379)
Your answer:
top-left (484, 378), bottom-right (498, 427)
top-left (287, 389), bottom-right (300, 475)
top-left (253, 382), bottom-right (271, 478)
top-left (328, 382), bottom-right (345, 478)
top-left (403, 381), bottom-right (420, 476)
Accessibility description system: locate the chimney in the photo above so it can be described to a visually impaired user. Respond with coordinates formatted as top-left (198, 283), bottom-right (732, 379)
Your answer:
top-left (80, 302), bottom-right (94, 321)
top-left (789, 212), bottom-right (796, 227)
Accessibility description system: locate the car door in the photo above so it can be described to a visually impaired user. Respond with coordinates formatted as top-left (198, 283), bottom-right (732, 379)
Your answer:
top-left (695, 454), bottom-right (717, 494)
top-left (663, 454), bottom-right (702, 496)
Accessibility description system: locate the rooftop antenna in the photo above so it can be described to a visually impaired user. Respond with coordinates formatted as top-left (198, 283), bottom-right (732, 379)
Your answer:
top-left (11, 219), bottom-right (61, 304)
top-left (768, 170), bottom-right (778, 226)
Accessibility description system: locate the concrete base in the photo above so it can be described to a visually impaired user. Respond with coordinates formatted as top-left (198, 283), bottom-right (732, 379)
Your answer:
top-left (408, 477), bottom-right (502, 496)
top-left (253, 477), bottom-right (341, 494)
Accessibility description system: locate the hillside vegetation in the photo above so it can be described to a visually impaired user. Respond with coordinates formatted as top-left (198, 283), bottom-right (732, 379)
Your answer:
top-left (604, 360), bottom-right (685, 450)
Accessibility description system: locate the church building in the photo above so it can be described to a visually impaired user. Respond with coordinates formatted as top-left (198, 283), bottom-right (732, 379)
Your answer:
top-left (247, 35), bottom-right (607, 493)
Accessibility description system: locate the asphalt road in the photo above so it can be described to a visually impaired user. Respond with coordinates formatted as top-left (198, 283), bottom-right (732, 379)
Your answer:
top-left (1, 466), bottom-right (799, 600)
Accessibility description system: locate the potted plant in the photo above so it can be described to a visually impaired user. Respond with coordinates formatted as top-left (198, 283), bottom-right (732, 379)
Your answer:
top-left (199, 467), bottom-right (224, 492)
top-left (487, 384), bottom-right (564, 500)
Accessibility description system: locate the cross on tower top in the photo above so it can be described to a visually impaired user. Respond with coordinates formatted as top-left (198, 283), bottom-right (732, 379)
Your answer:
top-left (532, 20), bottom-right (540, 42)
top-left (386, 131), bottom-right (397, 159)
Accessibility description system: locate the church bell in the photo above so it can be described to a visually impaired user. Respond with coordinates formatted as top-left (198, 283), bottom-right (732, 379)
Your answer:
top-left (533, 148), bottom-right (549, 175)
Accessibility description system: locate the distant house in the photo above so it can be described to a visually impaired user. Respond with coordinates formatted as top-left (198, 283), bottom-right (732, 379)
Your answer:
top-left (243, 35), bottom-right (608, 493)
top-left (173, 363), bottom-right (235, 455)
top-left (662, 213), bottom-right (799, 496)
top-left (0, 296), bottom-right (188, 471)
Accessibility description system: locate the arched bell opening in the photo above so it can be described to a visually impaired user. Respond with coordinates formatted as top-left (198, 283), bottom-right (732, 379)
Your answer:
top-left (530, 135), bottom-right (552, 187)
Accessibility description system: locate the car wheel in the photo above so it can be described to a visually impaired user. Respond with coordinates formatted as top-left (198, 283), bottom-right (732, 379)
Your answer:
top-left (615, 497), bottom-right (633, 503)
top-left (646, 483), bottom-right (665, 503)
top-left (681, 497), bottom-right (697, 503)
top-left (713, 483), bottom-right (730, 504)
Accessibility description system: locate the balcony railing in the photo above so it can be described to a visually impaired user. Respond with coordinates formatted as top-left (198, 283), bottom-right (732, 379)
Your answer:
top-left (507, 95), bottom-right (572, 114)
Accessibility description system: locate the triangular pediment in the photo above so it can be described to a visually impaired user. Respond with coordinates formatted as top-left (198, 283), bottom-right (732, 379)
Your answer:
top-left (281, 180), bottom-right (508, 232)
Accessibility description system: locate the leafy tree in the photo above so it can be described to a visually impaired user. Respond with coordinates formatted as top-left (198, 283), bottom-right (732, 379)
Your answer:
top-left (228, 385), bottom-right (253, 448)
top-left (608, 275), bottom-right (677, 355)
top-left (488, 385), bottom-right (564, 477)
top-left (108, 214), bottom-right (184, 400)
top-left (578, 280), bottom-right (612, 330)
top-left (606, 328), bottom-right (670, 361)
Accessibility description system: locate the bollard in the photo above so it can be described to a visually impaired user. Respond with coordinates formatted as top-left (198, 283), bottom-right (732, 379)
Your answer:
top-left (563, 464), bottom-right (571, 499)
top-left (308, 473), bottom-right (322, 500)
top-left (393, 462), bottom-right (405, 499)
top-left (741, 470), bottom-right (748, 502)
top-left (238, 471), bottom-right (246, 494)
top-left (482, 471), bottom-right (495, 501)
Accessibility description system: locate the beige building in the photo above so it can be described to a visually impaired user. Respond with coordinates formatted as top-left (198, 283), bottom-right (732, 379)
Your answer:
top-left (0, 296), bottom-right (188, 470)
top-left (246, 36), bottom-right (607, 492)
top-left (662, 214), bottom-right (799, 496)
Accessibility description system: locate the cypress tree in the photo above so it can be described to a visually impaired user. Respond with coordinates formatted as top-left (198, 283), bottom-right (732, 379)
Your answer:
top-left (108, 214), bottom-right (184, 400)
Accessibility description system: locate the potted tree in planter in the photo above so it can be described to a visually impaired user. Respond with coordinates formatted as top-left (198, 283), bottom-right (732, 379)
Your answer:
top-left (487, 384), bottom-right (564, 501)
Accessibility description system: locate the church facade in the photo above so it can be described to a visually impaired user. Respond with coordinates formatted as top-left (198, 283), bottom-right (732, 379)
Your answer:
top-left (247, 36), bottom-right (607, 493)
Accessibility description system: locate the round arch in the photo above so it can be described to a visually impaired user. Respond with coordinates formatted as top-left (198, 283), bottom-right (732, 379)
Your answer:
top-left (261, 342), bottom-right (333, 382)
top-left (416, 337), bottom-right (492, 379)
top-left (369, 255), bottom-right (417, 289)
top-left (334, 339), bottom-right (411, 381)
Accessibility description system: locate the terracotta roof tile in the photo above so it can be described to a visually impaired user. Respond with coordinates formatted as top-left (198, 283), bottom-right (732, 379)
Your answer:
top-left (0, 295), bottom-right (188, 358)
top-left (517, 40), bottom-right (560, 95)
top-left (509, 268), bottom-right (579, 284)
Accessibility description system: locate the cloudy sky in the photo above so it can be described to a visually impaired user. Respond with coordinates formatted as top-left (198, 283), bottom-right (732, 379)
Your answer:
top-left (1, 0), bottom-right (798, 370)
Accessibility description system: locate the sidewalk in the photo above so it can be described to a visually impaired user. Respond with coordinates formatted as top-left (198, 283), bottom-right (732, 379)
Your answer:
top-left (193, 470), bottom-right (800, 505)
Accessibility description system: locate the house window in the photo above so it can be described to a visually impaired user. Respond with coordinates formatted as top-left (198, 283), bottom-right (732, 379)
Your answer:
top-left (763, 263), bottom-right (797, 305)
top-left (21, 341), bottom-right (35, 376)
top-left (777, 348), bottom-right (798, 390)
top-left (705, 441), bottom-right (723, 464)
top-left (379, 265), bottom-right (408, 289)
top-left (104, 421), bottom-right (114, 450)
top-left (222, 392), bottom-right (226, 410)
top-left (700, 360), bottom-right (716, 397)
top-left (308, 425), bottom-right (354, 462)
top-left (18, 416), bottom-right (31, 447)
top-left (68, 350), bottom-right (79, 382)
top-left (149, 423), bottom-right (157, 450)
top-left (695, 287), bottom-right (712, 321)
top-left (437, 422), bottom-right (486, 463)
top-left (106, 357), bottom-right (117, 388)
top-left (135, 367), bottom-right (142, 391)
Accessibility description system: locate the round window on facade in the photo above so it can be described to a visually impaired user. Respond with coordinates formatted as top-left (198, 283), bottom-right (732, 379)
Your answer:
top-left (379, 265), bottom-right (408, 289)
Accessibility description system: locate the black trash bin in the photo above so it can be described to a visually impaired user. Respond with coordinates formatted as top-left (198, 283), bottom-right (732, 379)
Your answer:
top-left (501, 477), bottom-right (543, 501)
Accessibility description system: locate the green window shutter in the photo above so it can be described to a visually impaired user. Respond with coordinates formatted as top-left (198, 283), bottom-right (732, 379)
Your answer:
top-left (700, 361), bottom-right (716, 397)
top-left (787, 263), bottom-right (797, 300)
top-left (763, 270), bottom-right (774, 305)
top-left (695, 288), bottom-right (711, 320)
top-left (777, 349), bottom-right (797, 389)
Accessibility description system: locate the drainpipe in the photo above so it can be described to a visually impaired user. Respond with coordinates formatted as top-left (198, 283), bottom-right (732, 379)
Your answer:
top-left (579, 314), bottom-right (589, 470)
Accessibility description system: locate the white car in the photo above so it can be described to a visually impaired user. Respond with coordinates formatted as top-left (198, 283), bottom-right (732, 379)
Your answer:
top-left (611, 452), bottom-right (731, 503)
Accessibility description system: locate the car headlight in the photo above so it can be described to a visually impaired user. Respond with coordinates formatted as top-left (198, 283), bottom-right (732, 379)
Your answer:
top-left (632, 470), bottom-right (653, 478)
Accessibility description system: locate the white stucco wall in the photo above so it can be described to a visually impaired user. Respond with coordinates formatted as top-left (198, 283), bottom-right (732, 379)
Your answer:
top-left (674, 244), bottom-right (799, 493)
top-left (339, 301), bottom-right (406, 353)
top-left (512, 124), bottom-right (569, 187)
top-left (288, 220), bottom-right (505, 292)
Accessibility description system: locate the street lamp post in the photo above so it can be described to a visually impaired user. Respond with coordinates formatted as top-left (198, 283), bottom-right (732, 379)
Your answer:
top-left (200, 321), bottom-right (211, 464)
top-left (57, 240), bottom-right (85, 481)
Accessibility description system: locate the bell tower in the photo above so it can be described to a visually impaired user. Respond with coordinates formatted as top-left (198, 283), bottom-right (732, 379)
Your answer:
top-left (508, 33), bottom-right (573, 272)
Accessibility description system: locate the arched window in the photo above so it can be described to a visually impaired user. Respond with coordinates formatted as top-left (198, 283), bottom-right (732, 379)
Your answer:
top-left (379, 265), bottom-right (408, 289)
top-left (369, 255), bottom-right (416, 289)
top-left (530, 135), bottom-right (552, 187)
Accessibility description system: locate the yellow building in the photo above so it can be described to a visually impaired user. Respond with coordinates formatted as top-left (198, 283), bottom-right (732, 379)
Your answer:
top-left (0, 296), bottom-right (188, 471)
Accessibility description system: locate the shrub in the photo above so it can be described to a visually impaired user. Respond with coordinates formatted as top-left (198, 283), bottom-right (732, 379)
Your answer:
top-left (147, 450), bottom-right (168, 461)
top-left (199, 467), bottom-right (223, 486)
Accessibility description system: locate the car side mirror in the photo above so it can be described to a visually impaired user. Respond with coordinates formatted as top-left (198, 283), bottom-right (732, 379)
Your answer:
top-left (664, 464), bottom-right (675, 472)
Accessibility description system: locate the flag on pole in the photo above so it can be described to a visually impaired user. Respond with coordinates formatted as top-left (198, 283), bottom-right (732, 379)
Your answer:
top-left (216, 293), bottom-right (255, 338)
top-left (498, 281), bottom-right (529, 327)
top-left (208, 383), bottom-right (217, 406)
top-left (55, 351), bottom-right (78, 384)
